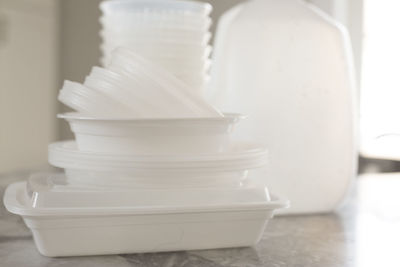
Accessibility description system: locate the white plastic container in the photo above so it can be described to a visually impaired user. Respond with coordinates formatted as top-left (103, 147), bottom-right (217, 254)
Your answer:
top-left (48, 140), bottom-right (268, 188)
top-left (99, 1), bottom-right (212, 90)
top-left (4, 178), bottom-right (288, 257)
top-left (59, 113), bottom-right (243, 154)
top-left (210, 0), bottom-right (357, 214)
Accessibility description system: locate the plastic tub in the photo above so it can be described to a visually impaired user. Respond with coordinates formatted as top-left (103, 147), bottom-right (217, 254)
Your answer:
top-left (58, 113), bottom-right (243, 154)
top-left (48, 141), bottom-right (268, 188)
top-left (100, 0), bottom-right (212, 17)
top-left (4, 179), bottom-right (288, 256)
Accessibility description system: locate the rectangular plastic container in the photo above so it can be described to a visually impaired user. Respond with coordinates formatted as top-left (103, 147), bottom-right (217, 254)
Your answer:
top-left (4, 181), bottom-right (287, 257)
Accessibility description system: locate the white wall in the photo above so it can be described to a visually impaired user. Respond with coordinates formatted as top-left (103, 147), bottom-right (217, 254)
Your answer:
top-left (0, 0), bottom-right (59, 174)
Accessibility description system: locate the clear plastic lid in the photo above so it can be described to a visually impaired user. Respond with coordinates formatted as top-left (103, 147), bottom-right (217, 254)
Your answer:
top-left (26, 173), bottom-right (272, 210)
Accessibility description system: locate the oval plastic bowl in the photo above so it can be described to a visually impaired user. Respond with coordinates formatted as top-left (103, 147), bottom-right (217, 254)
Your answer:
top-left (59, 113), bottom-right (244, 154)
top-left (48, 140), bottom-right (268, 189)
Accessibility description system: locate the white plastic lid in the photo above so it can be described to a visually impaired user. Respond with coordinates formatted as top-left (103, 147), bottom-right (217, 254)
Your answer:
top-left (0, 173), bottom-right (292, 217)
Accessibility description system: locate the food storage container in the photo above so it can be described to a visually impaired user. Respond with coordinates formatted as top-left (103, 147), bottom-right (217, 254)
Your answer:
top-left (59, 113), bottom-right (243, 154)
top-left (48, 140), bottom-right (268, 188)
top-left (4, 174), bottom-right (288, 257)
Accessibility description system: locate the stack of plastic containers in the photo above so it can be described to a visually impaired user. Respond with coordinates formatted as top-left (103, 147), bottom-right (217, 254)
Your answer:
top-left (3, 0), bottom-right (288, 257)
top-left (99, 0), bottom-right (212, 93)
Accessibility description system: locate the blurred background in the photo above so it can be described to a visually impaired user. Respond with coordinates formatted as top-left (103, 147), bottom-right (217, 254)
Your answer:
top-left (1, 0), bottom-right (399, 174)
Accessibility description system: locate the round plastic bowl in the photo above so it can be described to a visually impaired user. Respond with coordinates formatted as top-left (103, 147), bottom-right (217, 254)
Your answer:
top-left (48, 140), bottom-right (268, 189)
top-left (59, 113), bottom-right (245, 155)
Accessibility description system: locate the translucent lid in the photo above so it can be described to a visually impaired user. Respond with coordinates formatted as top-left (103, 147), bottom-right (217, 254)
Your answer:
top-left (26, 173), bottom-right (272, 210)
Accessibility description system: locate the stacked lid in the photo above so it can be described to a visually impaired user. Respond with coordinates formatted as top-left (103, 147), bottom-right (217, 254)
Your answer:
top-left (58, 48), bottom-right (221, 118)
top-left (99, 0), bottom-right (212, 93)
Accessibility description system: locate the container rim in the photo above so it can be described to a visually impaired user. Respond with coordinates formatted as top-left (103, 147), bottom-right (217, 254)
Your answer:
top-left (4, 182), bottom-right (289, 217)
top-left (48, 140), bottom-right (268, 166)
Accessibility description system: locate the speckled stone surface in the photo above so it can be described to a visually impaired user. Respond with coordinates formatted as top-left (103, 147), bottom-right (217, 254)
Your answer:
top-left (1, 171), bottom-right (400, 267)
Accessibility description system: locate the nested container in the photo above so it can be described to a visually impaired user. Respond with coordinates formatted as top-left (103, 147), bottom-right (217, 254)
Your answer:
top-left (4, 173), bottom-right (288, 257)
top-left (59, 113), bottom-right (242, 155)
top-left (99, 0), bottom-right (213, 91)
top-left (60, 48), bottom-right (222, 118)
top-left (48, 140), bottom-right (268, 188)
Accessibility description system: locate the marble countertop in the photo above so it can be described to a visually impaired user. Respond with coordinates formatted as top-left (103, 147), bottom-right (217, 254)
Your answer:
top-left (1, 171), bottom-right (399, 267)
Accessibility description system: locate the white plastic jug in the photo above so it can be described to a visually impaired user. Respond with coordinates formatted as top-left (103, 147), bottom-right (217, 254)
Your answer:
top-left (209, 0), bottom-right (357, 214)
